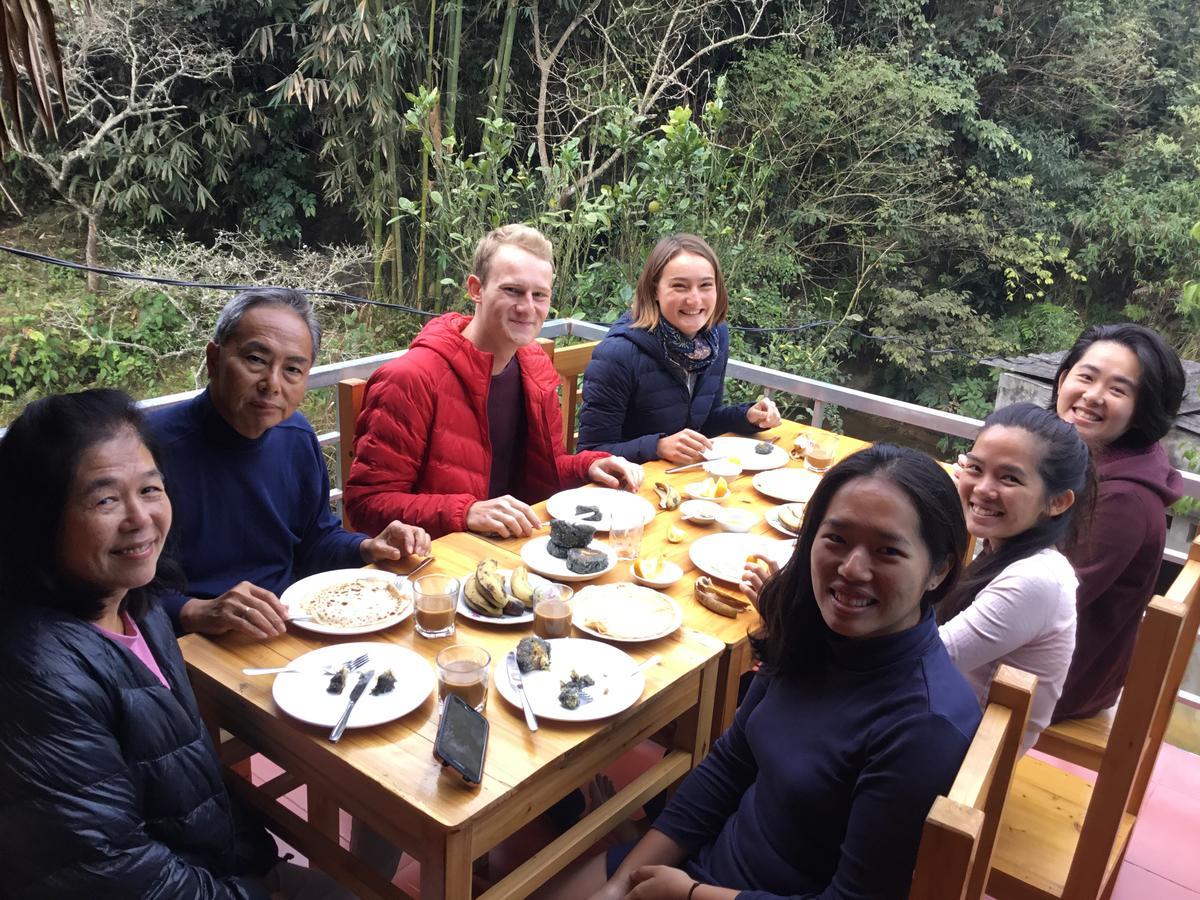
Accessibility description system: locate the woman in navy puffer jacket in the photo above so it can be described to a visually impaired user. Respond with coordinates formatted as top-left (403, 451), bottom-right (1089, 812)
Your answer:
top-left (577, 234), bottom-right (781, 464)
top-left (0, 391), bottom-right (348, 900)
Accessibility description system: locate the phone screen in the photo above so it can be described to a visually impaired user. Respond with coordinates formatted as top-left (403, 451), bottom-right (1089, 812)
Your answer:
top-left (434, 694), bottom-right (489, 784)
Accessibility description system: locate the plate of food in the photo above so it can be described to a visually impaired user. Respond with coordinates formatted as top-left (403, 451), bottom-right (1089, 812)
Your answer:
top-left (631, 555), bottom-right (684, 589)
top-left (280, 569), bottom-right (413, 635)
top-left (271, 641), bottom-right (435, 729)
top-left (571, 583), bottom-right (682, 642)
top-left (520, 519), bottom-right (616, 582)
top-left (688, 533), bottom-right (796, 583)
top-left (706, 436), bottom-right (789, 472)
top-left (751, 468), bottom-right (823, 504)
top-left (545, 487), bottom-right (657, 532)
top-left (684, 477), bottom-right (732, 503)
top-left (764, 502), bottom-right (806, 537)
top-left (496, 636), bottom-right (645, 722)
top-left (457, 559), bottom-right (562, 625)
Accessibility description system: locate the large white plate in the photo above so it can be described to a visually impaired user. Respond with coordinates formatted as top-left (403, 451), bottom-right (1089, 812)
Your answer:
top-left (521, 535), bottom-right (616, 582)
top-left (752, 468), bottom-right (823, 504)
top-left (456, 568), bottom-right (555, 626)
top-left (494, 638), bottom-right (644, 722)
top-left (281, 569), bottom-right (413, 636)
top-left (545, 487), bottom-right (657, 532)
top-left (571, 583), bottom-right (682, 642)
top-left (765, 503), bottom-right (807, 538)
top-left (272, 642), bottom-right (435, 729)
top-left (688, 533), bottom-right (796, 583)
top-left (707, 436), bottom-right (789, 472)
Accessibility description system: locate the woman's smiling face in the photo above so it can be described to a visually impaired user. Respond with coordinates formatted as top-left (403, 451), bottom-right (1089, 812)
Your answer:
top-left (656, 251), bottom-right (717, 338)
top-left (1055, 340), bottom-right (1141, 448)
top-left (810, 476), bottom-right (949, 640)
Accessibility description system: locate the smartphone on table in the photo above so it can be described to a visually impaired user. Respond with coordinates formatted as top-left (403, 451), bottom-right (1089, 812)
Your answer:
top-left (433, 694), bottom-right (489, 785)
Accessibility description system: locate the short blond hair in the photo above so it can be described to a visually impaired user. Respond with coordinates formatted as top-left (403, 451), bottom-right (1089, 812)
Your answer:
top-left (472, 224), bottom-right (554, 284)
top-left (630, 234), bottom-right (728, 331)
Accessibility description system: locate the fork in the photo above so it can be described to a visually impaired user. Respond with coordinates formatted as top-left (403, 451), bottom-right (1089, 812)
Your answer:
top-left (242, 652), bottom-right (370, 677)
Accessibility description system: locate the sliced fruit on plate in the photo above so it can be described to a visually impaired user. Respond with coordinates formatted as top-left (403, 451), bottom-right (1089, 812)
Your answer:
top-left (633, 555), bottom-right (665, 580)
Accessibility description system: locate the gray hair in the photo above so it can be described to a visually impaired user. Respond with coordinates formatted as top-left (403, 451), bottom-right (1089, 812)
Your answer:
top-left (212, 288), bottom-right (322, 358)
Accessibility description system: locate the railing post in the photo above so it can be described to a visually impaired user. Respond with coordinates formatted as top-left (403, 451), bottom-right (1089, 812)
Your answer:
top-left (811, 400), bottom-right (826, 429)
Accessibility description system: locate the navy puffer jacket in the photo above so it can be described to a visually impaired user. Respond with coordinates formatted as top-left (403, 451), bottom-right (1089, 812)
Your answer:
top-left (577, 314), bottom-right (758, 462)
top-left (0, 598), bottom-right (277, 899)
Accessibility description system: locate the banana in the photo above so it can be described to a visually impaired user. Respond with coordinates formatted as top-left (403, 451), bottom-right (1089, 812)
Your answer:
top-left (463, 575), bottom-right (504, 617)
top-left (694, 576), bottom-right (752, 617)
top-left (476, 558), bottom-right (508, 608)
top-left (510, 565), bottom-right (536, 609)
top-left (778, 504), bottom-right (804, 532)
top-left (654, 481), bottom-right (681, 510)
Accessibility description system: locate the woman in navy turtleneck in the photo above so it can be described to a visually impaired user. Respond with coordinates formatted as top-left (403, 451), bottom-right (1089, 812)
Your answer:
top-left (542, 444), bottom-right (982, 900)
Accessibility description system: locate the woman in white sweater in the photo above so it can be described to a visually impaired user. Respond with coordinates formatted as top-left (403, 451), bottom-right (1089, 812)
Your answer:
top-left (940, 402), bottom-right (1092, 751)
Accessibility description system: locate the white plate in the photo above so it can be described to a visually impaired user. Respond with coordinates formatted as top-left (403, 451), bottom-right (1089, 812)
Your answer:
top-left (684, 480), bottom-right (731, 503)
top-left (495, 638), bottom-right (644, 722)
top-left (281, 569), bottom-right (413, 636)
top-left (688, 533), bottom-right (796, 583)
top-left (752, 468), bottom-right (823, 504)
top-left (679, 499), bottom-right (721, 524)
top-left (520, 535), bottom-right (616, 582)
top-left (572, 583), bottom-right (683, 642)
top-left (765, 503), bottom-right (807, 537)
top-left (272, 642), bottom-right (435, 729)
top-left (545, 488), bottom-right (657, 532)
top-left (707, 436), bottom-right (789, 471)
top-left (456, 568), bottom-right (555, 625)
top-left (631, 558), bottom-right (684, 589)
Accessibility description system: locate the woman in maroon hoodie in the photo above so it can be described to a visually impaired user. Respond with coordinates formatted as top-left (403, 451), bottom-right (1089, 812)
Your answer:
top-left (1050, 323), bottom-right (1185, 721)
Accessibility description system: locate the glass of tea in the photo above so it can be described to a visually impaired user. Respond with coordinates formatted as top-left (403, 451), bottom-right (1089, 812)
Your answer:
top-left (436, 644), bottom-right (490, 712)
top-left (414, 574), bottom-right (460, 638)
top-left (534, 584), bottom-right (574, 639)
top-left (804, 434), bottom-right (838, 473)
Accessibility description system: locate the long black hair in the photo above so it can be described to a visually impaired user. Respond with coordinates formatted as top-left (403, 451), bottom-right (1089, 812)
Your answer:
top-left (750, 444), bottom-right (967, 679)
top-left (939, 403), bottom-right (1093, 624)
top-left (1049, 323), bottom-right (1184, 449)
top-left (0, 389), bottom-right (179, 620)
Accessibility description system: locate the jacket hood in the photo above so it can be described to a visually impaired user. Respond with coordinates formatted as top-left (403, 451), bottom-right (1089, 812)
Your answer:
top-left (409, 312), bottom-right (495, 383)
top-left (1097, 441), bottom-right (1184, 506)
top-left (605, 311), bottom-right (729, 358)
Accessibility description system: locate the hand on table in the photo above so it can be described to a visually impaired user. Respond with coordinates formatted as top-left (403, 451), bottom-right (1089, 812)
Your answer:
top-left (360, 520), bottom-right (432, 563)
top-left (656, 429), bottom-right (712, 464)
top-left (746, 396), bottom-right (781, 430)
top-left (466, 495), bottom-right (542, 538)
top-left (178, 582), bottom-right (288, 639)
top-left (740, 557), bottom-right (781, 609)
top-left (625, 865), bottom-right (698, 899)
top-left (590, 456), bottom-right (645, 492)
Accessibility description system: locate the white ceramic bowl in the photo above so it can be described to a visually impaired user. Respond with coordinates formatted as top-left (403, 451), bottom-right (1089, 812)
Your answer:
top-left (630, 558), bottom-right (684, 589)
top-left (716, 508), bottom-right (760, 533)
top-left (679, 499), bottom-right (722, 524)
top-left (684, 480), bottom-right (731, 503)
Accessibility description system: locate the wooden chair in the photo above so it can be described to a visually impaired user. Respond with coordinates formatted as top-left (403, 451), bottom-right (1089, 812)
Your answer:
top-left (910, 666), bottom-right (1036, 900)
top-left (335, 378), bottom-right (367, 528)
top-left (1033, 532), bottom-right (1200, 816)
top-left (549, 340), bottom-right (599, 452)
top-left (985, 595), bottom-right (1187, 900)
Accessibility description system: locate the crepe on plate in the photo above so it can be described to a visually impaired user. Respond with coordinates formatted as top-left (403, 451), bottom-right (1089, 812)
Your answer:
top-left (576, 583), bottom-right (677, 639)
top-left (302, 578), bottom-right (408, 627)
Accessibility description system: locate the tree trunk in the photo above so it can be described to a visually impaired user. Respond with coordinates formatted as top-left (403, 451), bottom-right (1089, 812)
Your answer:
top-left (85, 211), bottom-right (100, 293)
top-left (484, 0), bottom-right (518, 144)
top-left (444, 0), bottom-right (464, 134)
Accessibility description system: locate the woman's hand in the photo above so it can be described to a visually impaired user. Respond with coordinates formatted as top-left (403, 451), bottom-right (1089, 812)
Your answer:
top-left (656, 429), bottom-right (712, 464)
top-left (740, 557), bottom-right (780, 608)
top-left (625, 865), bottom-right (696, 899)
top-left (746, 396), bottom-right (781, 429)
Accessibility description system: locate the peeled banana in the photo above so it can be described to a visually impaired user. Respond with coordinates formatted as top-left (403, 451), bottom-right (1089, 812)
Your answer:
top-left (654, 481), bottom-right (681, 510)
top-left (694, 576), bottom-right (752, 618)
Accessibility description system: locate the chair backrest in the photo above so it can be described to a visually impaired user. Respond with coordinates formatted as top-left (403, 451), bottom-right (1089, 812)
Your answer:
top-left (1059, 594), bottom-right (1186, 898)
top-left (910, 665), bottom-right (1036, 900)
top-left (551, 340), bottom-right (599, 452)
top-left (336, 377), bottom-right (367, 527)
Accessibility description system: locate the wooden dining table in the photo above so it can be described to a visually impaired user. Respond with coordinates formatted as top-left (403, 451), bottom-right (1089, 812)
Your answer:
top-left (182, 530), bottom-right (725, 900)
top-left (484, 418), bottom-right (870, 740)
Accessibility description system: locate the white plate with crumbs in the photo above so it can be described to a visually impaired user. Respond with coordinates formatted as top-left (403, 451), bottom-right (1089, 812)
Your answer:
top-left (281, 569), bottom-right (413, 635)
top-left (545, 487), bottom-right (657, 531)
top-left (706, 436), bottom-right (789, 472)
top-left (495, 638), bottom-right (644, 722)
top-left (688, 533), bottom-right (795, 583)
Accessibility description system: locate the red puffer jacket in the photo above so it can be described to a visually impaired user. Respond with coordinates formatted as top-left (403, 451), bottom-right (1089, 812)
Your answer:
top-left (345, 313), bottom-right (608, 538)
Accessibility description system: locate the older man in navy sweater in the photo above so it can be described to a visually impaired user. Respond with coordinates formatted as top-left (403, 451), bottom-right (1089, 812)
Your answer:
top-left (150, 288), bottom-right (430, 639)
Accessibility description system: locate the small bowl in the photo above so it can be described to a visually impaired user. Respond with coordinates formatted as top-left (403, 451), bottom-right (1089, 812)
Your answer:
top-left (684, 480), bottom-right (731, 503)
top-left (702, 459), bottom-right (743, 479)
top-left (631, 558), bottom-right (684, 589)
top-left (716, 508), bottom-right (760, 533)
top-left (679, 499), bottom-right (722, 524)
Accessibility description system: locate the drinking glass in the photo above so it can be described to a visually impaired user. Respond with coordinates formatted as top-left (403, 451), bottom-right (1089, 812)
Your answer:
top-left (804, 435), bottom-right (838, 473)
top-left (609, 514), bottom-right (645, 562)
top-left (436, 644), bottom-right (490, 712)
top-left (414, 574), bottom-right (460, 638)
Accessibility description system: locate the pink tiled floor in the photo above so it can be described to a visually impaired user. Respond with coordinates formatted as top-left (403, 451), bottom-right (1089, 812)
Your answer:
top-left (253, 741), bottom-right (1200, 898)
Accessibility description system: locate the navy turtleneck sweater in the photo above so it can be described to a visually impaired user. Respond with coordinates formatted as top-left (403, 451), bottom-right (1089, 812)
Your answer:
top-left (149, 390), bottom-right (367, 625)
top-left (652, 611), bottom-right (981, 899)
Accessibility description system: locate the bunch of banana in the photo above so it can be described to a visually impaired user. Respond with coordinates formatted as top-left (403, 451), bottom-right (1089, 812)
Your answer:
top-left (463, 559), bottom-right (524, 617)
top-left (694, 576), bottom-right (752, 618)
top-left (777, 504), bottom-right (804, 533)
top-left (654, 481), bottom-right (681, 510)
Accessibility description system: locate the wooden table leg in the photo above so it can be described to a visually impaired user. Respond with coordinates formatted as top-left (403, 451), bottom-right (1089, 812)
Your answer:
top-left (422, 828), bottom-right (473, 900)
top-left (308, 785), bottom-right (341, 845)
top-left (711, 641), bottom-right (752, 745)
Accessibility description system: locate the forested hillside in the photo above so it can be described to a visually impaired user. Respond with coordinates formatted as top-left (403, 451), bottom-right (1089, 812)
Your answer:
top-left (1, 0), bottom-right (1197, 423)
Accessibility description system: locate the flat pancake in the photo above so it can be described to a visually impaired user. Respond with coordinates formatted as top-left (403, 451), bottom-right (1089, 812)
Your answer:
top-left (302, 578), bottom-right (408, 628)
top-left (575, 583), bottom-right (679, 640)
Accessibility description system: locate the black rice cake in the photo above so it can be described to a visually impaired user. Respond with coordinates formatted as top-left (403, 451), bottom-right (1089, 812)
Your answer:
top-left (550, 518), bottom-right (596, 549)
top-left (546, 540), bottom-right (570, 559)
top-left (567, 546), bottom-right (608, 574)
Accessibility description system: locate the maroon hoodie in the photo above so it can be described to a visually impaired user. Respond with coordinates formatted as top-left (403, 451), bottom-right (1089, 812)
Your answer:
top-left (1053, 442), bottom-right (1183, 721)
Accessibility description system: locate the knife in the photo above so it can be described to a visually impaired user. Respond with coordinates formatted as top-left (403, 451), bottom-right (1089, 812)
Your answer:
top-left (330, 669), bottom-right (374, 742)
top-left (506, 652), bottom-right (539, 732)
top-left (665, 456), bottom-right (727, 475)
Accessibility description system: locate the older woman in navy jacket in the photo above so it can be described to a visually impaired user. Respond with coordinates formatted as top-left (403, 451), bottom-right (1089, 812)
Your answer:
top-left (577, 234), bottom-right (781, 464)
